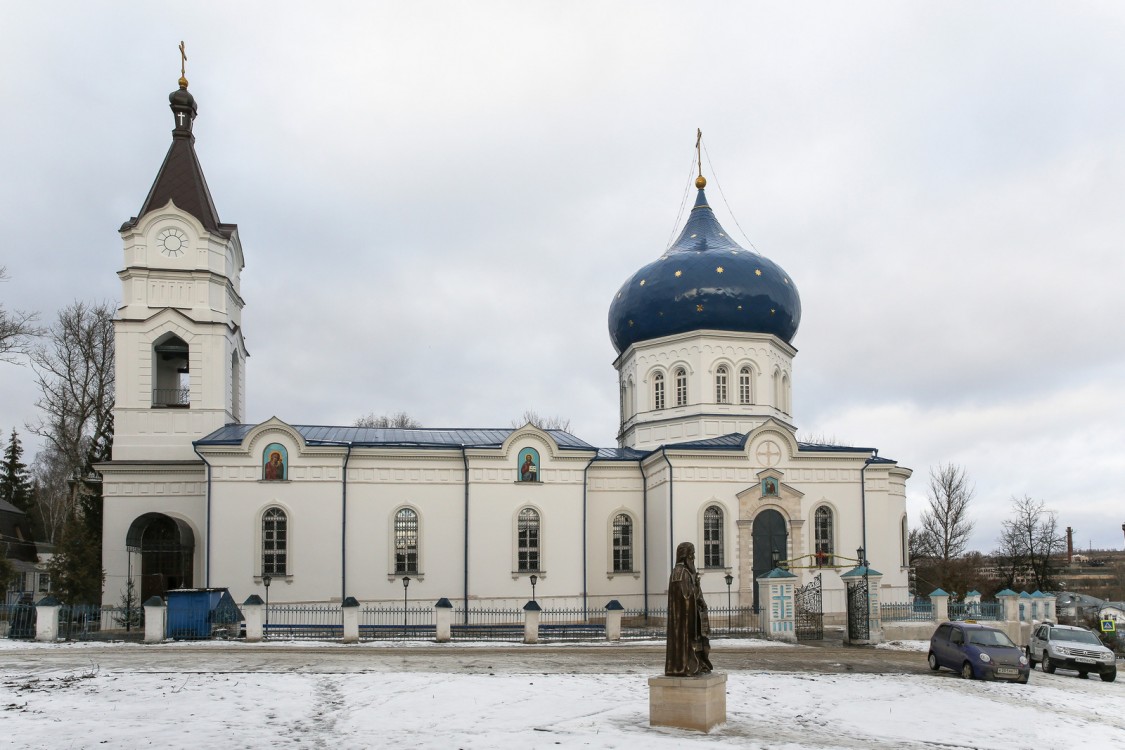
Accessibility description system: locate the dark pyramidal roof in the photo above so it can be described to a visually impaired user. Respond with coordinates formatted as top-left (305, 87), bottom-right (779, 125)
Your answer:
top-left (120, 79), bottom-right (235, 239)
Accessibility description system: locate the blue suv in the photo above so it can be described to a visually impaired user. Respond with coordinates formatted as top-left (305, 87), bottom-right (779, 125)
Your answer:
top-left (929, 622), bottom-right (1030, 683)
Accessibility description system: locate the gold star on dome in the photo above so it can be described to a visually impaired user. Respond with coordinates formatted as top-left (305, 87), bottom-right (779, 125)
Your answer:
top-left (737, 305), bottom-right (742, 310)
top-left (770, 309), bottom-right (776, 315)
top-left (716, 266), bottom-right (724, 273)
top-left (719, 233), bottom-right (726, 237)
top-left (675, 270), bottom-right (682, 277)
top-left (639, 279), bottom-right (646, 286)
top-left (755, 269), bottom-right (762, 276)
top-left (691, 234), bottom-right (697, 238)
top-left (628, 320), bottom-right (634, 326)
top-left (783, 278), bottom-right (789, 285)
top-left (696, 304), bottom-right (704, 312)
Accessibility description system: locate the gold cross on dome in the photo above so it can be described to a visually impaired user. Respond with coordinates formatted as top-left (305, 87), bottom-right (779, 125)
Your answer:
top-left (179, 41), bottom-right (187, 77)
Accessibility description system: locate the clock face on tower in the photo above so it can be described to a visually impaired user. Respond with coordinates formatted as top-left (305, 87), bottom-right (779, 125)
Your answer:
top-left (156, 228), bottom-right (188, 257)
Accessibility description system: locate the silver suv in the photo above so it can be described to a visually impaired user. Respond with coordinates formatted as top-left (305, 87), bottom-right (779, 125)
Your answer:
top-left (1027, 622), bottom-right (1117, 682)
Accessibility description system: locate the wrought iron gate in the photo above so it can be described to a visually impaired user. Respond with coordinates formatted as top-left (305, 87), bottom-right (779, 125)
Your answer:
top-left (794, 573), bottom-right (823, 641)
top-left (846, 576), bottom-right (870, 641)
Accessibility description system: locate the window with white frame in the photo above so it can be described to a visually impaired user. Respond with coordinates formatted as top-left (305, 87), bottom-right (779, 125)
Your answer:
top-left (262, 507), bottom-right (288, 576)
top-left (715, 366), bottom-right (728, 403)
top-left (703, 505), bottom-right (724, 568)
top-left (674, 367), bottom-right (687, 407)
top-left (394, 507), bottom-right (419, 574)
top-left (612, 513), bottom-right (633, 572)
top-left (652, 371), bottom-right (665, 410)
top-left (814, 506), bottom-right (833, 566)
top-left (517, 507), bottom-right (541, 572)
top-left (739, 366), bottom-right (753, 404)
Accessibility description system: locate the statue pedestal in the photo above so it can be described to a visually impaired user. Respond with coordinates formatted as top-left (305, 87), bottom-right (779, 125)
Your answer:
top-left (648, 673), bottom-right (727, 732)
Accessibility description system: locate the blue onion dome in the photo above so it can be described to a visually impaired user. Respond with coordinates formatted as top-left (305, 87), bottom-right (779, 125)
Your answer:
top-left (608, 182), bottom-right (801, 354)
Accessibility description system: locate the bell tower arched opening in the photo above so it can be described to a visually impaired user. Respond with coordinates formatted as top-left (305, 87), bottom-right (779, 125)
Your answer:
top-left (126, 513), bottom-right (195, 601)
top-left (152, 333), bottom-right (190, 408)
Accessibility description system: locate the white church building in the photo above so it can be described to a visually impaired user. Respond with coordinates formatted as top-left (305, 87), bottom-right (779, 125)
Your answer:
top-left (99, 76), bottom-right (913, 620)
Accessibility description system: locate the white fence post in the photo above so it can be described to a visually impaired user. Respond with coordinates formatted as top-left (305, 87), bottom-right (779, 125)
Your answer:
top-left (143, 596), bottom-right (167, 643)
top-left (605, 600), bottom-right (624, 641)
top-left (434, 598), bottom-right (453, 642)
top-left (929, 589), bottom-right (949, 622)
top-left (523, 600), bottom-right (541, 644)
top-left (243, 595), bottom-right (264, 642)
top-left (35, 596), bottom-right (61, 642)
top-left (341, 597), bottom-right (360, 643)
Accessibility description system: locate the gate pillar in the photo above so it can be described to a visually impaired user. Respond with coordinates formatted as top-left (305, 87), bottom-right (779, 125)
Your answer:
top-left (34, 596), bottom-right (61, 642)
top-left (756, 568), bottom-right (797, 643)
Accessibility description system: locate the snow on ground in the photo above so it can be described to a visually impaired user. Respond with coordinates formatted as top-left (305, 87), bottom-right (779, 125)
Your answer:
top-left (0, 643), bottom-right (1121, 749)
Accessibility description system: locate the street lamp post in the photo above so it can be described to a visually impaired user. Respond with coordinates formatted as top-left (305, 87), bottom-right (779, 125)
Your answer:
top-left (262, 574), bottom-right (272, 640)
top-left (724, 572), bottom-right (733, 614)
top-left (529, 574), bottom-right (538, 603)
top-left (402, 576), bottom-right (411, 636)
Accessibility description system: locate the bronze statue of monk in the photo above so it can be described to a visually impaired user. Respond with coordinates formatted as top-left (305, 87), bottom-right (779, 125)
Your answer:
top-left (665, 541), bottom-right (713, 676)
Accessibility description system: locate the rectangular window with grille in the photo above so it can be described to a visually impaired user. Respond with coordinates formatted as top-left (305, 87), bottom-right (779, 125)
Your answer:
top-left (703, 507), bottom-right (724, 568)
top-left (612, 514), bottom-right (633, 572)
top-left (262, 508), bottom-right (288, 576)
top-left (394, 508), bottom-right (419, 573)
top-left (518, 509), bottom-right (540, 571)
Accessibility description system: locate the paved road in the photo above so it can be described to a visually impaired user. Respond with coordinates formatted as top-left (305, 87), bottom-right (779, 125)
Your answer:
top-left (0, 638), bottom-right (930, 676)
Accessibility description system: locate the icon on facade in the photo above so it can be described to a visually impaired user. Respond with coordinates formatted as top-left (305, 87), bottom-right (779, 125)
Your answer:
top-left (518, 448), bottom-right (540, 482)
top-left (263, 443), bottom-right (287, 481)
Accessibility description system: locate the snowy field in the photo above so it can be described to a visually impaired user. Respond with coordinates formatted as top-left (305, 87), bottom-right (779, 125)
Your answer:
top-left (0, 640), bottom-right (1121, 749)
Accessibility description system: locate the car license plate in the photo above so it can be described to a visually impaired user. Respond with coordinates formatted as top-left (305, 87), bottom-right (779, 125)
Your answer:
top-left (996, 667), bottom-right (1018, 675)
top-left (1076, 657), bottom-right (1096, 664)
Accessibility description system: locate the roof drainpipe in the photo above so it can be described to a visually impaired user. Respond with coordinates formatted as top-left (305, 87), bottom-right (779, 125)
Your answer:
top-left (861, 449), bottom-right (878, 563)
top-left (661, 446), bottom-right (674, 567)
top-left (461, 445), bottom-right (470, 624)
top-left (639, 454), bottom-right (650, 617)
top-left (341, 443), bottom-right (352, 602)
top-left (192, 443), bottom-right (212, 587)
top-left (581, 454), bottom-right (596, 619)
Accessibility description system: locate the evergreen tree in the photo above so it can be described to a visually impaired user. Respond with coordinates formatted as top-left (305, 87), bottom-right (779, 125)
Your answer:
top-left (0, 427), bottom-right (34, 514)
top-left (46, 507), bottom-right (104, 605)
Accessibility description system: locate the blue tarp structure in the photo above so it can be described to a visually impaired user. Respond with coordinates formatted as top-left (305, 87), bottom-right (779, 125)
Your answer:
top-left (165, 588), bottom-right (243, 640)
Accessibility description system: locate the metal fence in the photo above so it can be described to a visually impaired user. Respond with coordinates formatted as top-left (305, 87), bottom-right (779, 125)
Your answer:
top-left (451, 607), bottom-right (525, 642)
top-left (881, 601), bottom-right (934, 622)
top-left (539, 608), bottom-right (605, 641)
top-left (359, 604), bottom-right (434, 640)
top-left (264, 603), bottom-right (342, 640)
top-left (948, 601), bottom-right (1002, 621)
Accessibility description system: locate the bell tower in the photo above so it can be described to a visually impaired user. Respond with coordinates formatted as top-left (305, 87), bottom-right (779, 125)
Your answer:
top-left (111, 55), bottom-right (248, 461)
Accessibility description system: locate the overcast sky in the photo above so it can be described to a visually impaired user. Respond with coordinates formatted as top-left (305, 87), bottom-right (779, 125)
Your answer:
top-left (2, 2), bottom-right (1123, 552)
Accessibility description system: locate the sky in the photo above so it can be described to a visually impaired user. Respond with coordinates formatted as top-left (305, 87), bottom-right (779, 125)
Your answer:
top-left (1, 2), bottom-right (1124, 552)
top-left (0, 639), bottom-right (1122, 748)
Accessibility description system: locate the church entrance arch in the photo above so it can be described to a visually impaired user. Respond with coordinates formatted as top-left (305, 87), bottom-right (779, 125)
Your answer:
top-left (751, 508), bottom-right (788, 609)
top-left (126, 513), bottom-right (195, 602)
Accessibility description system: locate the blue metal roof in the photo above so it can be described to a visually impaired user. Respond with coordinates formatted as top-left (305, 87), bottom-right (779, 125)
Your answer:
top-left (197, 424), bottom-right (597, 451)
top-left (608, 187), bottom-right (802, 354)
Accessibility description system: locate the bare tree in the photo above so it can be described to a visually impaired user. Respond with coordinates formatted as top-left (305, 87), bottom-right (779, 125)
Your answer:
top-left (0, 266), bottom-right (42, 363)
top-left (913, 463), bottom-right (976, 592)
top-left (510, 410), bottom-right (571, 432)
top-left (31, 444), bottom-right (75, 544)
top-left (354, 411), bottom-right (422, 429)
top-left (996, 495), bottom-right (1064, 591)
top-left (27, 300), bottom-right (115, 536)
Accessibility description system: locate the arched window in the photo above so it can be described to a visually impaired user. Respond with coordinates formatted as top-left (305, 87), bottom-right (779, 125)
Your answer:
top-left (715, 366), bottom-right (728, 404)
top-left (153, 333), bottom-right (190, 408)
top-left (394, 508), bottom-right (419, 574)
top-left (739, 366), bottom-right (753, 404)
top-left (781, 373), bottom-right (791, 414)
top-left (773, 369), bottom-right (783, 410)
top-left (262, 507), bottom-right (287, 576)
top-left (674, 367), bottom-right (687, 407)
top-left (517, 508), bottom-right (541, 572)
top-left (652, 371), bottom-right (665, 411)
top-left (814, 506), bottom-right (833, 566)
top-left (703, 505), bottom-right (724, 568)
top-left (612, 513), bottom-right (633, 572)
